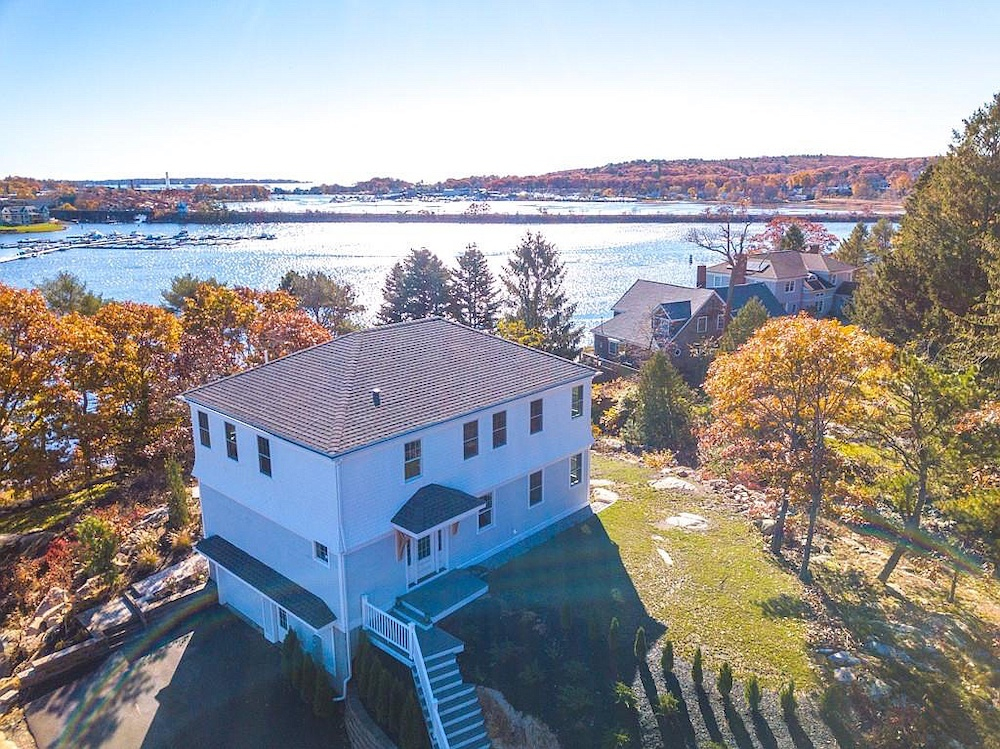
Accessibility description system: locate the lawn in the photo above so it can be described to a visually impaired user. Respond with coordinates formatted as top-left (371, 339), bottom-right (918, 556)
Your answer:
top-left (0, 481), bottom-right (115, 535)
top-left (0, 221), bottom-right (66, 233)
top-left (593, 454), bottom-right (815, 689)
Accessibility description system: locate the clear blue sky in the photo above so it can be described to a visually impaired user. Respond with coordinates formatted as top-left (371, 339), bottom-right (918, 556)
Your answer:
top-left (3, 0), bottom-right (998, 183)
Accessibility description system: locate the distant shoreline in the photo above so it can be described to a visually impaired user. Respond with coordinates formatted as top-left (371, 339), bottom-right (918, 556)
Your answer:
top-left (52, 210), bottom-right (902, 225)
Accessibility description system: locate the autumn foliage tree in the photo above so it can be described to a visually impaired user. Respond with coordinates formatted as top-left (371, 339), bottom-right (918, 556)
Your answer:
top-left (705, 315), bottom-right (892, 579)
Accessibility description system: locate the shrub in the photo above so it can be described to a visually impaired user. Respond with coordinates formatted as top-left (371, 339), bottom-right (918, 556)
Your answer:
top-left (716, 661), bottom-right (733, 699)
top-left (661, 640), bottom-right (674, 676)
top-left (165, 457), bottom-right (190, 530)
top-left (779, 679), bottom-right (797, 718)
top-left (76, 515), bottom-right (118, 575)
top-left (169, 529), bottom-right (193, 553)
top-left (692, 647), bottom-right (704, 688)
top-left (633, 626), bottom-right (646, 662)
top-left (300, 654), bottom-right (317, 705)
top-left (745, 674), bottom-right (762, 712)
top-left (656, 691), bottom-right (680, 718)
top-left (281, 630), bottom-right (300, 681)
top-left (603, 727), bottom-right (632, 749)
top-left (613, 681), bottom-right (637, 712)
top-left (608, 616), bottom-right (621, 676)
top-left (135, 549), bottom-right (161, 575)
top-left (313, 667), bottom-right (335, 718)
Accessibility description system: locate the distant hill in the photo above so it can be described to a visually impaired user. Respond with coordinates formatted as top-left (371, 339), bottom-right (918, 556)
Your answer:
top-left (317, 155), bottom-right (933, 202)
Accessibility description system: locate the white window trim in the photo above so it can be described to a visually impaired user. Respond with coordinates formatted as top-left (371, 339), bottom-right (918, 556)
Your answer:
top-left (528, 470), bottom-right (543, 507)
top-left (570, 453), bottom-right (583, 486)
top-left (404, 439), bottom-right (421, 482)
top-left (313, 541), bottom-right (330, 566)
top-left (492, 411), bottom-right (507, 449)
top-left (696, 316), bottom-right (708, 333)
top-left (477, 492), bottom-right (494, 533)
top-left (571, 385), bottom-right (584, 419)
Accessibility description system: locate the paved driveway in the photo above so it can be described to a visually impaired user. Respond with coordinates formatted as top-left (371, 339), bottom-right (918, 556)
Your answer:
top-left (25, 606), bottom-right (348, 749)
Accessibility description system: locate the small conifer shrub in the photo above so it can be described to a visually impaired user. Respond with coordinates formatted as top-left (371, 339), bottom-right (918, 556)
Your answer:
top-left (661, 640), bottom-right (674, 675)
top-left (633, 626), bottom-right (646, 662)
top-left (745, 674), bottom-right (762, 713)
top-left (779, 679), bottom-right (797, 718)
top-left (716, 661), bottom-right (733, 699)
top-left (692, 647), bottom-right (704, 688)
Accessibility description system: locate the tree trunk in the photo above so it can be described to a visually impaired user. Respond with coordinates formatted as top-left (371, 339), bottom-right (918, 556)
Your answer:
top-left (799, 485), bottom-right (823, 581)
top-left (947, 568), bottom-right (959, 603)
top-left (771, 490), bottom-right (791, 556)
top-left (720, 253), bottom-right (747, 332)
top-left (878, 543), bottom-right (907, 583)
top-left (879, 466), bottom-right (929, 584)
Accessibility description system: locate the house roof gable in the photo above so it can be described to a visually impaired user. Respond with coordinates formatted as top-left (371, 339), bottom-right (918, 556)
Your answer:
top-left (591, 281), bottom-right (719, 346)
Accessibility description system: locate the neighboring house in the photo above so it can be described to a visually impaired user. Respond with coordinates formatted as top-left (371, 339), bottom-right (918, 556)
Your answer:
top-left (701, 250), bottom-right (857, 317)
top-left (0, 204), bottom-right (49, 225)
top-left (184, 318), bottom-right (593, 746)
top-left (590, 279), bottom-right (783, 368)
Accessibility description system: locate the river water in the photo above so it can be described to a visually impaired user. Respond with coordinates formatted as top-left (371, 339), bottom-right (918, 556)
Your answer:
top-left (0, 208), bottom-right (858, 333)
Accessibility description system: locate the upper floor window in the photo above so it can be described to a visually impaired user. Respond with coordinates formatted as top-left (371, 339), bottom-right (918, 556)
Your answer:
top-left (696, 316), bottom-right (708, 333)
top-left (314, 541), bottom-right (329, 564)
top-left (257, 436), bottom-right (272, 477)
top-left (478, 492), bottom-right (494, 531)
top-left (463, 421), bottom-right (479, 460)
top-left (784, 280), bottom-right (795, 293)
top-left (570, 453), bottom-right (583, 486)
top-left (608, 340), bottom-right (620, 357)
top-left (529, 470), bottom-right (543, 506)
top-left (278, 608), bottom-right (288, 630)
top-left (492, 411), bottom-right (507, 448)
top-left (404, 439), bottom-right (421, 481)
top-left (530, 399), bottom-right (543, 434)
top-left (198, 411), bottom-right (211, 448)
top-left (571, 385), bottom-right (584, 418)
top-left (225, 422), bottom-right (238, 461)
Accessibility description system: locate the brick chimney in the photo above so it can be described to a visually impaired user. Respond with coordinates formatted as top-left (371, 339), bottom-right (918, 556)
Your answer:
top-left (696, 265), bottom-right (707, 289)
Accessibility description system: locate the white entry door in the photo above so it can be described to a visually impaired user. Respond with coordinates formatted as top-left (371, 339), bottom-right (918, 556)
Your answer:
top-left (407, 529), bottom-right (447, 586)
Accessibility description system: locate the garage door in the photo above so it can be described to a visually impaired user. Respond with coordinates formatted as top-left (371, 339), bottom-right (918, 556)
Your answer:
top-left (218, 567), bottom-right (265, 631)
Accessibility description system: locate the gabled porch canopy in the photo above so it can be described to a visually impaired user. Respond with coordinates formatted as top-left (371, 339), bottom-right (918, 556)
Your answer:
top-left (391, 484), bottom-right (485, 537)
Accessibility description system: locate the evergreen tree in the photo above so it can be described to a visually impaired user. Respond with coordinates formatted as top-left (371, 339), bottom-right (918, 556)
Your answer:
top-left (165, 457), bottom-right (190, 530)
top-left (633, 626), bottom-right (646, 662)
top-left (278, 269), bottom-right (364, 334)
top-left (745, 674), bottom-right (763, 712)
top-left (625, 351), bottom-right (695, 454)
top-left (449, 243), bottom-right (500, 330)
top-left (779, 223), bottom-right (806, 252)
top-left (313, 667), bottom-right (335, 718)
top-left (661, 641), bottom-right (674, 675)
top-left (716, 661), bottom-right (733, 699)
top-left (851, 93), bottom-right (1000, 354)
top-left (501, 232), bottom-right (582, 359)
top-left (718, 297), bottom-right (769, 353)
top-left (379, 248), bottom-right (450, 324)
top-left (161, 273), bottom-right (220, 314)
top-left (299, 654), bottom-right (317, 704)
top-left (692, 647), bottom-right (704, 689)
top-left (833, 222), bottom-right (870, 267)
top-left (37, 272), bottom-right (104, 315)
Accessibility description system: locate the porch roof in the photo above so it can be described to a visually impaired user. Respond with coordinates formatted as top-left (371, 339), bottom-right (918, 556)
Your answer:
top-left (391, 484), bottom-right (485, 535)
top-left (196, 535), bottom-right (336, 629)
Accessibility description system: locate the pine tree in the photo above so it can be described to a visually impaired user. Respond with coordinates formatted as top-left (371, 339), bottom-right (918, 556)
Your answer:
top-left (833, 222), bottom-right (870, 266)
top-left (692, 647), bottom-right (704, 689)
top-left (716, 661), bottom-right (733, 699)
top-left (633, 626), bottom-right (646, 663)
top-left (313, 666), bottom-right (334, 718)
top-left (299, 654), bottom-right (317, 704)
top-left (661, 641), bottom-right (674, 676)
top-left (745, 674), bottom-right (762, 713)
top-left (378, 248), bottom-right (450, 324)
top-left (165, 457), bottom-right (190, 530)
top-left (718, 297), bottom-right (769, 353)
top-left (278, 269), bottom-right (364, 334)
top-left (625, 351), bottom-right (695, 454)
top-left (449, 244), bottom-right (500, 330)
top-left (501, 232), bottom-right (582, 359)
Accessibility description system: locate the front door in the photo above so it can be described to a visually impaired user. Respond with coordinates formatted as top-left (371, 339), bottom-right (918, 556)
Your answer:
top-left (407, 529), bottom-right (447, 586)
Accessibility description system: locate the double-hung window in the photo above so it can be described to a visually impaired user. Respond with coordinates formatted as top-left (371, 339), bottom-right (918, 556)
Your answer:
top-left (784, 280), bottom-right (795, 293)
top-left (570, 453), bottom-right (583, 486)
top-left (696, 316), bottom-right (708, 333)
top-left (225, 422), bottom-right (238, 461)
top-left (463, 421), bottom-right (479, 459)
top-left (257, 436), bottom-right (272, 477)
top-left (529, 470), bottom-right (543, 506)
top-left (404, 439), bottom-right (421, 480)
top-left (314, 541), bottom-right (329, 564)
top-left (198, 411), bottom-right (211, 448)
top-left (717, 314), bottom-right (725, 331)
top-left (571, 385), bottom-right (584, 418)
top-left (530, 399), bottom-right (543, 434)
top-left (492, 411), bottom-right (507, 448)
top-left (478, 492), bottom-right (494, 530)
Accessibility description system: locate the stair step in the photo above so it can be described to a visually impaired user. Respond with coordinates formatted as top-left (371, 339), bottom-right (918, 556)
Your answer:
top-left (438, 693), bottom-right (479, 718)
top-left (450, 729), bottom-right (489, 749)
top-left (435, 681), bottom-right (474, 703)
top-left (443, 712), bottom-right (484, 738)
top-left (430, 669), bottom-right (461, 690)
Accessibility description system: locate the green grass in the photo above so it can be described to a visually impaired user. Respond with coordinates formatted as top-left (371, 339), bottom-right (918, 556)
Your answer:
top-left (0, 221), bottom-right (66, 233)
top-left (593, 454), bottom-right (814, 688)
top-left (0, 481), bottom-right (115, 535)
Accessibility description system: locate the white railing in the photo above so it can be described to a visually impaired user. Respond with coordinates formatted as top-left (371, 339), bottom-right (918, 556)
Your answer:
top-left (361, 595), bottom-right (449, 749)
top-left (361, 595), bottom-right (411, 655)
top-left (409, 620), bottom-right (449, 749)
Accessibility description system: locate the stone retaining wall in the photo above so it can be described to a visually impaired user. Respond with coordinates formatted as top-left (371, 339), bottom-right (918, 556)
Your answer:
top-left (344, 691), bottom-right (397, 749)
top-left (15, 634), bottom-right (110, 690)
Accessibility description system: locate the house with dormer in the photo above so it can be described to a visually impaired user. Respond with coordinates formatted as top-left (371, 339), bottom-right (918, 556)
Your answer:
top-left (184, 318), bottom-right (594, 748)
top-left (700, 250), bottom-right (856, 317)
top-left (590, 279), bottom-right (784, 371)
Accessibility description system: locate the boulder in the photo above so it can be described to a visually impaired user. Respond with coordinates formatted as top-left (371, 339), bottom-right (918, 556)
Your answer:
top-left (136, 506), bottom-right (169, 528)
top-left (828, 650), bottom-right (860, 667)
top-left (650, 476), bottom-right (697, 492)
top-left (660, 513), bottom-right (710, 531)
top-left (760, 519), bottom-right (777, 536)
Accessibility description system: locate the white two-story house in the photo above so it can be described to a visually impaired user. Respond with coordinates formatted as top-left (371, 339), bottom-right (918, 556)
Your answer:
top-left (184, 317), bottom-right (594, 699)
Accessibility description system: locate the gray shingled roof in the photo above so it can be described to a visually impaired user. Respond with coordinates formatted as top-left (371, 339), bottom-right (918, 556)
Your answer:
top-left (391, 484), bottom-right (485, 535)
top-left (707, 251), bottom-right (855, 280)
top-left (196, 536), bottom-right (335, 629)
top-left (729, 283), bottom-right (785, 317)
top-left (185, 318), bottom-right (593, 457)
top-left (590, 281), bottom-right (718, 346)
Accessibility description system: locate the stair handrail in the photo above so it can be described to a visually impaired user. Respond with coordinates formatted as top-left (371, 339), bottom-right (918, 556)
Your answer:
top-left (361, 595), bottom-right (411, 656)
top-left (408, 620), bottom-right (449, 749)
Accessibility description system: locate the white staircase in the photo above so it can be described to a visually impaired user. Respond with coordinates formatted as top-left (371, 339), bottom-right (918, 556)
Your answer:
top-left (362, 596), bottom-right (491, 749)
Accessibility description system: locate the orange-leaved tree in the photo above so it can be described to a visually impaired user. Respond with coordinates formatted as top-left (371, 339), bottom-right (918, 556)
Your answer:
top-left (704, 314), bottom-right (892, 580)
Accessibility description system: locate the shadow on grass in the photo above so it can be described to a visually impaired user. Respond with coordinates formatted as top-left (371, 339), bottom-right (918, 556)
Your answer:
top-left (757, 592), bottom-right (814, 620)
top-left (443, 515), bottom-right (664, 749)
top-left (722, 697), bottom-right (754, 749)
top-left (786, 713), bottom-right (817, 749)
top-left (750, 711), bottom-right (779, 749)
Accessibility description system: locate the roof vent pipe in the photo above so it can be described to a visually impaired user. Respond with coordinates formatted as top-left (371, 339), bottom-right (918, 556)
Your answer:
top-left (372, 388), bottom-right (381, 407)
